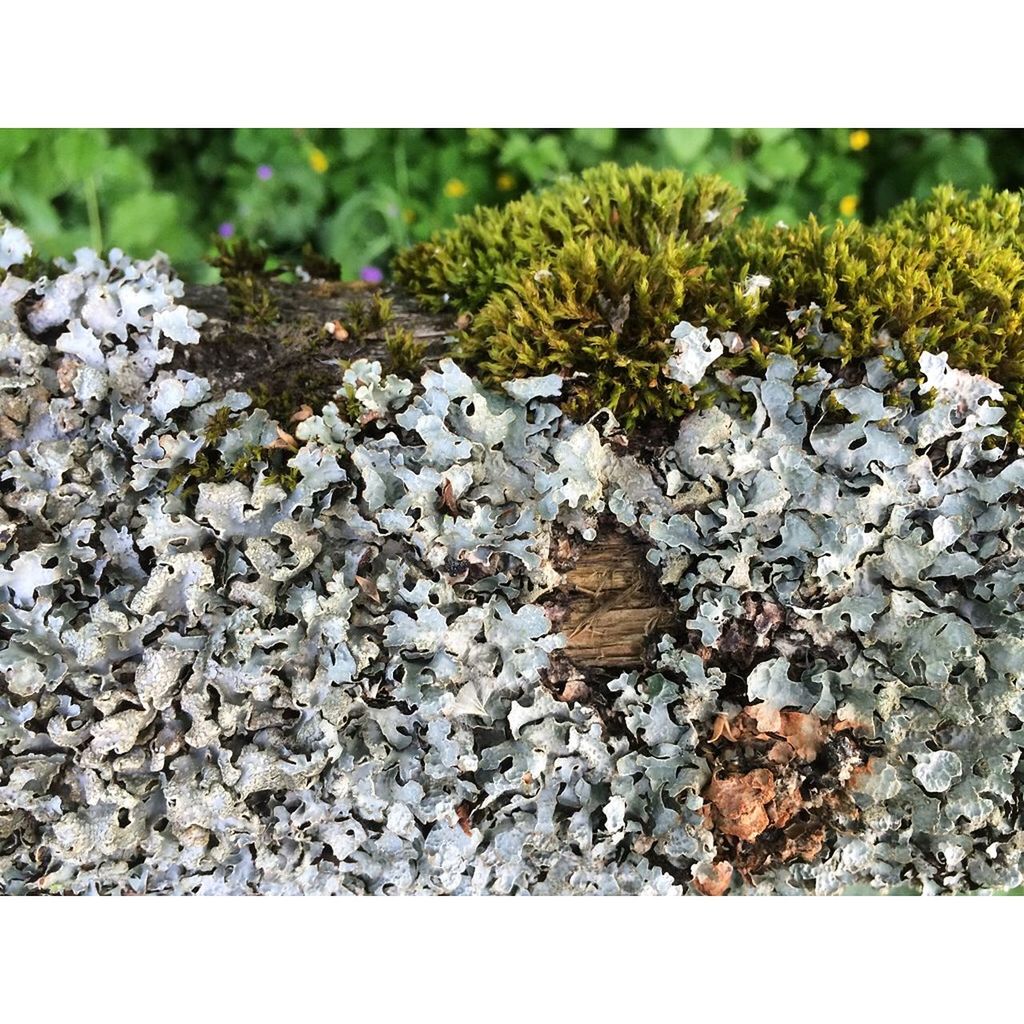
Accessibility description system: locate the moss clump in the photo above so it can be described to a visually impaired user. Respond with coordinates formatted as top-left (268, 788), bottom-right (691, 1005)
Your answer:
top-left (384, 327), bottom-right (428, 377)
top-left (711, 186), bottom-right (1024, 435)
top-left (210, 237), bottom-right (280, 326)
top-left (394, 165), bottom-right (1024, 439)
top-left (394, 163), bottom-right (743, 310)
top-left (165, 405), bottom-right (301, 498)
top-left (342, 292), bottom-right (393, 336)
top-left (296, 242), bottom-right (341, 282)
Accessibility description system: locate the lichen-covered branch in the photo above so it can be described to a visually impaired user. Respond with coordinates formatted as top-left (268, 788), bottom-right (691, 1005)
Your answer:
top-left (3, 216), bottom-right (1024, 896)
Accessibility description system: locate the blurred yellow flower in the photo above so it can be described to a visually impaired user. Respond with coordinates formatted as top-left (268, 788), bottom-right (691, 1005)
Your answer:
top-left (849, 129), bottom-right (870, 152)
top-left (839, 194), bottom-right (859, 217)
top-left (308, 147), bottom-right (329, 174)
top-left (496, 173), bottom-right (516, 192)
top-left (444, 178), bottom-right (468, 199)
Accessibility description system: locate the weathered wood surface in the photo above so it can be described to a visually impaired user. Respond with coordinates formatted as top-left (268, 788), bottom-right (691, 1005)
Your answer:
top-left (550, 531), bottom-right (674, 668)
top-left (177, 281), bottom-right (456, 396)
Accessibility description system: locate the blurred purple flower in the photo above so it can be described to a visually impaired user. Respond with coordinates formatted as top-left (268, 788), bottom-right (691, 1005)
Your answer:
top-left (257, 164), bottom-right (273, 181)
top-left (218, 222), bottom-right (235, 238)
top-left (360, 265), bottom-right (384, 285)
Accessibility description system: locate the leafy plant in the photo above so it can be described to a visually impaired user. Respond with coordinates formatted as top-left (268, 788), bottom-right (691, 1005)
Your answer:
top-left (3, 128), bottom-right (1024, 283)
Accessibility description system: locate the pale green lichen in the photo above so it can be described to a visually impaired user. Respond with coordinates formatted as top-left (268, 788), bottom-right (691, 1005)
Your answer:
top-left (3, 213), bottom-right (1024, 896)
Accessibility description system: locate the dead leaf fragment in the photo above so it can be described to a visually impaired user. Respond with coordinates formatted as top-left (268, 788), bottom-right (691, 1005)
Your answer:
top-left (557, 677), bottom-right (591, 704)
top-left (742, 704), bottom-right (827, 762)
top-left (267, 425), bottom-right (299, 451)
top-left (355, 574), bottom-right (380, 603)
top-left (455, 802), bottom-right (474, 837)
top-left (766, 775), bottom-right (804, 830)
top-left (290, 404), bottom-right (314, 423)
top-left (632, 835), bottom-right (656, 856)
top-left (778, 711), bottom-right (827, 762)
top-left (745, 702), bottom-right (783, 735)
top-left (439, 477), bottom-right (460, 516)
top-left (693, 861), bottom-right (734, 896)
top-left (323, 320), bottom-right (349, 342)
top-left (709, 713), bottom-right (739, 744)
top-left (777, 824), bottom-right (826, 863)
top-left (767, 740), bottom-right (795, 764)
top-left (705, 769), bottom-right (776, 841)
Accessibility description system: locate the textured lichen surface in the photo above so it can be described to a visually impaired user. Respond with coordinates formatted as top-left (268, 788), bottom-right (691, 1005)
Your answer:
top-left (2, 219), bottom-right (1024, 895)
top-left (394, 165), bottom-right (1024, 439)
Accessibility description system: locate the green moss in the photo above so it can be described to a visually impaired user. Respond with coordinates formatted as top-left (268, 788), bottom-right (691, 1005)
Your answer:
top-left (246, 351), bottom-right (342, 428)
top-left (393, 165), bottom-right (1024, 441)
top-left (165, 406), bottom-right (300, 498)
top-left (210, 237), bottom-right (280, 326)
top-left (394, 163), bottom-right (743, 311)
top-left (10, 251), bottom-right (61, 281)
top-left (713, 189), bottom-right (1024, 437)
top-left (343, 293), bottom-right (393, 336)
top-left (384, 326), bottom-right (428, 377)
top-left (336, 383), bottom-right (365, 423)
top-left (463, 235), bottom-right (700, 424)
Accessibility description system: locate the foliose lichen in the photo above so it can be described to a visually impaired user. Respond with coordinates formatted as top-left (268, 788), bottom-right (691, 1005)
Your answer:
top-left (2, 214), bottom-right (1023, 895)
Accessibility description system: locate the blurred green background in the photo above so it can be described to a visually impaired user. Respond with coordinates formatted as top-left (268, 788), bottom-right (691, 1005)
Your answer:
top-left (2, 128), bottom-right (1023, 283)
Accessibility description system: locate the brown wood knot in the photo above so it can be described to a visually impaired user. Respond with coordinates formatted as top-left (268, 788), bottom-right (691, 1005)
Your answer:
top-left (551, 530), bottom-right (675, 670)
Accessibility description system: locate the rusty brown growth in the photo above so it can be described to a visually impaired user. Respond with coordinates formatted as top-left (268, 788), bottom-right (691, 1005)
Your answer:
top-left (699, 705), bottom-right (876, 885)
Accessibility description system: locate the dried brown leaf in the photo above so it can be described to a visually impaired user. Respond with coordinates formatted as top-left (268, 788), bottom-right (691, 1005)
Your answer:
top-left (767, 775), bottom-right (804, 829)
top-left (709, 713), bottom-right (739, 744)
top-left (778, 711), bottom-right (827, 762)
top-left (767, 739), bottom-right (795, 764)
top-left (558, 677), bottom-right (591, 704)
top-left (745, 702), bottom-right (783, 735)
top-left (705, 769), bottom-right (776, 841)
top-left (267, 425), bottom-right (299, 451)
top-left (355, 574), bottom-right (380, 603)
top-left (439, 477), bottom-right (460, 516)
top-left (455, 802), bottom-right (474, 837)
top-left (777, 825), bottom-right (825, 863)
top-left (693, 861), bottom-right (734, 896)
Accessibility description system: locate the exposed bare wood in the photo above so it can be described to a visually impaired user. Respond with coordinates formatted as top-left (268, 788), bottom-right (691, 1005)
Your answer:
top-left (554, 531), bottom-right (674, 669)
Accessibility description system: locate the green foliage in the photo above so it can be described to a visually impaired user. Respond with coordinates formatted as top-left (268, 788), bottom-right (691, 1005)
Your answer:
top-left (395, 166), bottom-right (1024, 439)
top-left (0, 128), bottom-right (205, 270)
top-left (5, 129), bottom-right (1024, 282)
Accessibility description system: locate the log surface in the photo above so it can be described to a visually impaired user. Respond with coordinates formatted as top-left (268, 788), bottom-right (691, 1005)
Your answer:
top-left (178, 281), bottom-right (457, 397)
top-left (553, 532), bottom-right (674, 668)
